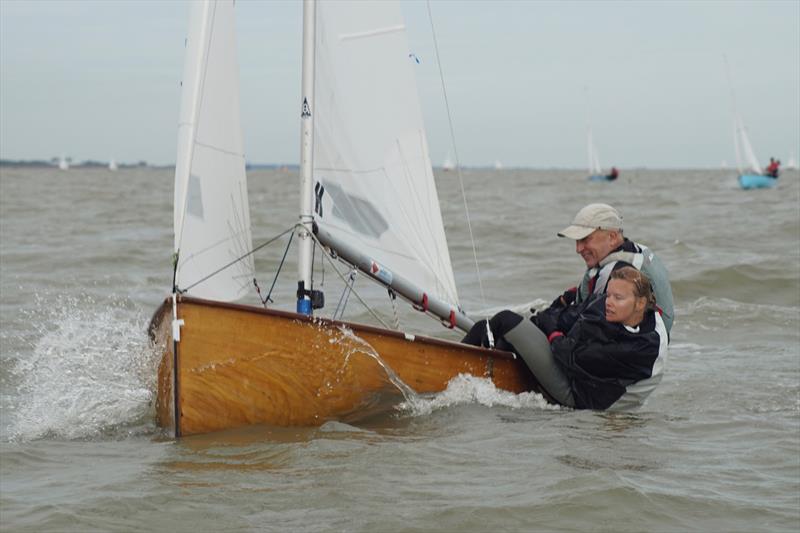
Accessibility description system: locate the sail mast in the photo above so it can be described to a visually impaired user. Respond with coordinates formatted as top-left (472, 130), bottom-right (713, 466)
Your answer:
top-left (297, 0), bottom-right (316, 315)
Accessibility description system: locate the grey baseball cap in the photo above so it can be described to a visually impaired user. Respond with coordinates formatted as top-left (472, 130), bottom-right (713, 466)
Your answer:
top-left (557, 203), bottom-right (623, 240)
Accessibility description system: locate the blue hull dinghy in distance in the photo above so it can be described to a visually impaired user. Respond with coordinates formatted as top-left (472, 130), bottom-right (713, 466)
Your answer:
top-left (725, 59), bottom-right (772, 191)
top-left (739, 174), bottom-right (776, 189)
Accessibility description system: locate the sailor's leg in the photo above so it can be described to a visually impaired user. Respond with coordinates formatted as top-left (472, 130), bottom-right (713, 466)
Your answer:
top-left (462, 311), bottom-right (524, 348)
top-left (487, 311), bottom-right (524, 351)
top-left (503, 320), bottom-right (576, 407)
top-left (462, 319), bottom-right (489, 346)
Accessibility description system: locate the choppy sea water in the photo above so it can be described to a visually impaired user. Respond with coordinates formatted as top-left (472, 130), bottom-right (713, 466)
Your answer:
top-left (1, 166), bottom-right (798, 531)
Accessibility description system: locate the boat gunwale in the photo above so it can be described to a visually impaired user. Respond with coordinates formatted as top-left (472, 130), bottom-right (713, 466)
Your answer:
top-left (148, 294), bottom-right (517, 361)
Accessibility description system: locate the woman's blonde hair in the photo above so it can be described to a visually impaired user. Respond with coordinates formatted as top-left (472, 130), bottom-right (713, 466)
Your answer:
top-left (609, 266), bottom-right (656, 310)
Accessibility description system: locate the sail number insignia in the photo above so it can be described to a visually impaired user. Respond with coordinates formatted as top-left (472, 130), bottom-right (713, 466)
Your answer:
top-left (314, 182), bottom-right (325, 217)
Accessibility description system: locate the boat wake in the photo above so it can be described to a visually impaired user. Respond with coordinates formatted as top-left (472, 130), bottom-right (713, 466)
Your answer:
top-left (5, 293), bottom-right (159, 442)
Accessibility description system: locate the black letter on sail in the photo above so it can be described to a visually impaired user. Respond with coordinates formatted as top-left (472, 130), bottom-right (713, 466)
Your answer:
top-left (314, 182), bottom-right (325, 217)
top-left (301, 97), bottom-right (311, 118)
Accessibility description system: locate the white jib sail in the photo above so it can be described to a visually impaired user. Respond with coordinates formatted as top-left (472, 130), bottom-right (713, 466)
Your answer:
top-left (173, 0), bottom-right (253, 301)
top-left (587, 129), bottom-right (602, 175)
top-left (734, 114), bottom-right (762, 175)
top-left (313, 0), bottom-right (459, 308)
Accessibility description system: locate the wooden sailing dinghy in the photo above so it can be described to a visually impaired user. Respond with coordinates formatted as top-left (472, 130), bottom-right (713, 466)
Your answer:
top-left (150, 0), bottom-right (541, 437)
top-left (150, 296), bottom-right (536, 436)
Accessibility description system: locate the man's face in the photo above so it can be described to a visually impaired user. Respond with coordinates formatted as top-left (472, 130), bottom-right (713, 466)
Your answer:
top-left (575, 229), bottom-right (619, 268)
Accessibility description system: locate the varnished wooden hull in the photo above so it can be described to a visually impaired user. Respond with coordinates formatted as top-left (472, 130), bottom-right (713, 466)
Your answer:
top-left (150, 295), bottom-right (540, 436)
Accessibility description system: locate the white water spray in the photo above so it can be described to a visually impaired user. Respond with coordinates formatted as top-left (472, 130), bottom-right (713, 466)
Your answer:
top-left (6, 293), bottom-right (160, 441)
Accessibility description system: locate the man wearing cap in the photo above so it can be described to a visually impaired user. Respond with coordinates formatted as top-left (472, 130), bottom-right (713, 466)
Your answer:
top-left (545, 203), bottom-right (674, 335)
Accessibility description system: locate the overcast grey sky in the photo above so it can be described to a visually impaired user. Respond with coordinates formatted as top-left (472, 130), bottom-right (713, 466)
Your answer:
top-left (1, 0), bottom-right (798, 168)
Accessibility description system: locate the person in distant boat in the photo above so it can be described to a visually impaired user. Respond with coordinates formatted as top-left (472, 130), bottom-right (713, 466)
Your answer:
top-left (766, 158), bottom-right (780, 178)
top-left (462, 267), bottom-right (668, 410)
top-left (537, 203), bottom-right (674, 336)
top-left (607, 166), bottom-right (619, 181)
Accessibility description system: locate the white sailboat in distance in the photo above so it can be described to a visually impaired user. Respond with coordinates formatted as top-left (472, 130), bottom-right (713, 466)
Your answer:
top-left (786, 152), bottom-right (797, 170)
top-left (442, 152), bottom-right (454, 171)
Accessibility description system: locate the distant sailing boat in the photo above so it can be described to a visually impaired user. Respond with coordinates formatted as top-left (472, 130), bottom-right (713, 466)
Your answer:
top-left (787, 152), bottom-right (797, 170)
top-left (442, 152), bottom-right (454, 171)
top-left (149, 0), bottom-right (537, 437)
top-left (108, 159), bottom-right (118, 171)
top-left (58, 155), bottom-right (69, 171)
top-left (587, 128), bottom-right (603, 180)
top-left (731, 113), bottom-right (772, 189)
top-left (586, 129), bottom-right (615, 181)
top-left (725, 56), bottom-right (774, 190)
top-left (584, 86), bottom-right (614, 182)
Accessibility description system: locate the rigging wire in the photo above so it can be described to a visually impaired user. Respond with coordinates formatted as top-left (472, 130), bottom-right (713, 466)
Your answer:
top-left (175, 220), bottom-right (393, 330)
top-left (256, 230), bottom-right (294, 307)
top-left (425, 0), bottom-right (489, 315)
top-left (177, 225), bottom-right (295, 294)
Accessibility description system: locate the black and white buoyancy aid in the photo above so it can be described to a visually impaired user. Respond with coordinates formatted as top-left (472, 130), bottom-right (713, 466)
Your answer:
top-left (551, 295), bottom-right (669, 410)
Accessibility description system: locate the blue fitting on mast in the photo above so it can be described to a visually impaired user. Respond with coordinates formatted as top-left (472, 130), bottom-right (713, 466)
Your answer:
top-left (297, 280), bottom-right (312, 315)
top-left (297, 298), bottom-right (312, 315)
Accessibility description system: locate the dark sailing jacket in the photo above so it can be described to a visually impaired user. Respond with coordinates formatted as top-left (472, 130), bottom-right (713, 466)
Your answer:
top-left (549, 295), bottom-right (668, 410)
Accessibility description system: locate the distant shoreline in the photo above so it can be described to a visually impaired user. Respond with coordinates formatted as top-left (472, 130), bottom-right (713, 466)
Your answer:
top-left (0, 159), bottom-right (298, 171)
top-left (0, 159), bottom-right (755, 171)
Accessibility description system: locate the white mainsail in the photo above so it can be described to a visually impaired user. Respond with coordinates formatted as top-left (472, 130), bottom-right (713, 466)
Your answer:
top-left (312, 1), bottom-right (460, 308)
top-left (733, 114), bottom-right (762, 175)
top-left (173, 0), bottom-right (253, 301)
top-left (587, 129), bottom-right (602, 175)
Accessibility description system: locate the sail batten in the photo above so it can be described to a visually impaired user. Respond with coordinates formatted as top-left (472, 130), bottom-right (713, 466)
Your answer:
top-left (339, 24), bottom-right (406, 41)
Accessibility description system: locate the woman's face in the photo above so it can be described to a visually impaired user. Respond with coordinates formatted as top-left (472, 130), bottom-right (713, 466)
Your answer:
top-left (605, 278), bottom-right (646, 326)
